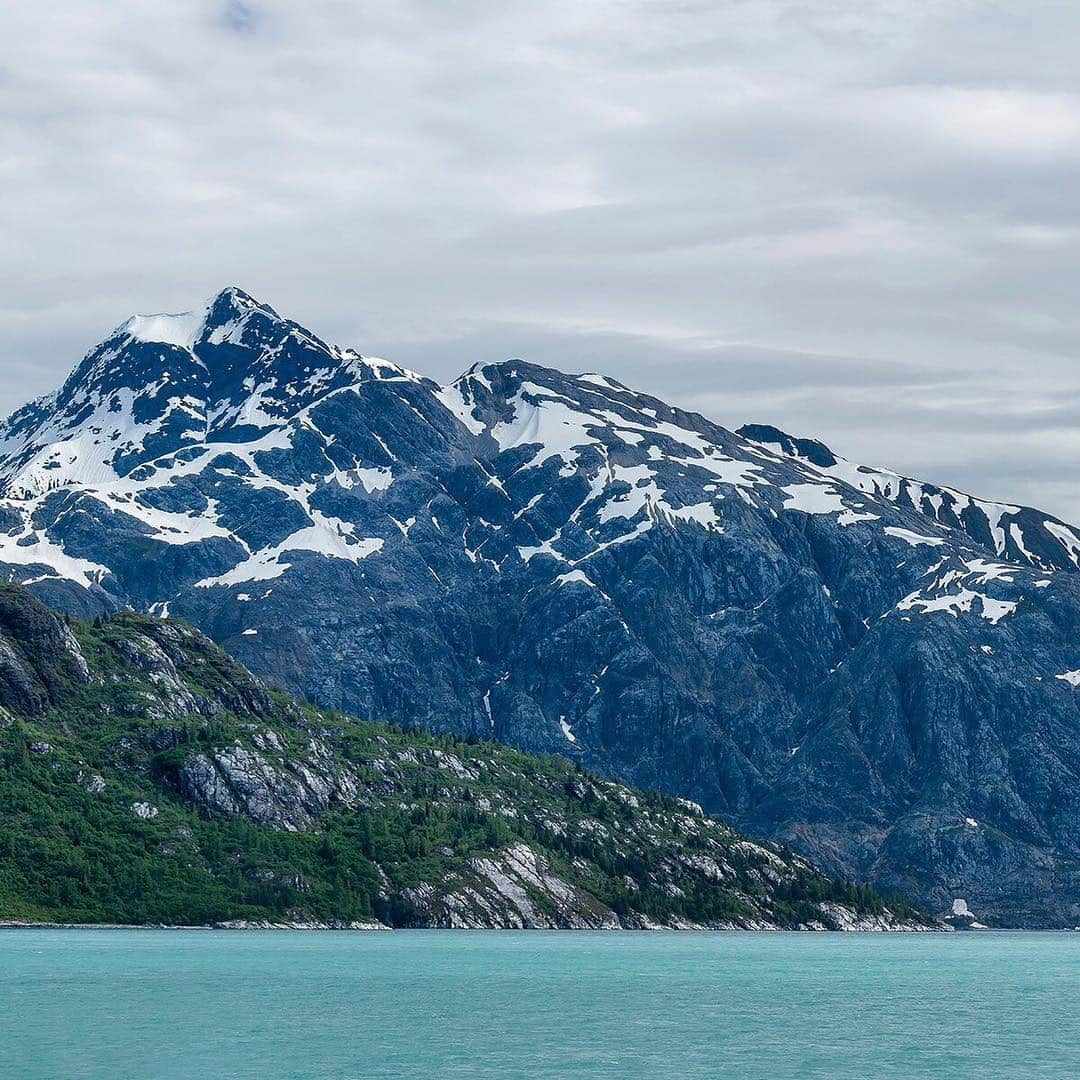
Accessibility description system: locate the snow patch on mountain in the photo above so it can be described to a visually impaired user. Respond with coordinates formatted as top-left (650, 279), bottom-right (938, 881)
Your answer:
top-left (781, 483), bottom-right (876, 525)
top-left (120, 310), bottom-right (206, 350)
top-left (433, 383), bottom-right (486, 435)
top-left (884, 526), bottom-right (945, 547)
top-left (895, 559), bottom-right (1021, 625)
top-left (197, 511), bottom-right (383, 587)
top-left (0, 527), bottom-right (110, 590)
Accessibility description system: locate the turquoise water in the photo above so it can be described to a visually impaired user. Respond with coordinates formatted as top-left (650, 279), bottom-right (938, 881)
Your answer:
top-left (2, 930), bottom-right (1077, 1079)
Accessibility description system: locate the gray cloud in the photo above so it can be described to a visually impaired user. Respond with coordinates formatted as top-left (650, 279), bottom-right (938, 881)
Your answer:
top-left (2, 1), bottom-right (1079, 516)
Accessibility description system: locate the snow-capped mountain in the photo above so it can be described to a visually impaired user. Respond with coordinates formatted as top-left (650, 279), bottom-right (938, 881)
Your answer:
top-left (2, 288), bottom-right (1078, 926)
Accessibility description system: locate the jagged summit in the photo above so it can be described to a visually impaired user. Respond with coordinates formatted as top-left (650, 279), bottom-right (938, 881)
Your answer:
top-left (202, 284), bottom-right (276, 327)
top-left (0, 289), bottom-right (418, 502)
top-left (739, 422), bottom-right (1080, 572)
top-left (0, 291), bottom-right (1078, 925)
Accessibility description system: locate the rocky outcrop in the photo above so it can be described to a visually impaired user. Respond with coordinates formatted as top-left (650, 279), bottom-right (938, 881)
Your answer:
top-left (179, 738), bottom-right (361, 830)
top-left (399, 843), bottom-right (617, 929)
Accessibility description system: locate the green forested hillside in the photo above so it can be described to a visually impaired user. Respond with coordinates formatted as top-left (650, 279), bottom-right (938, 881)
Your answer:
top-left (0, 586), bottom-right (926, 929)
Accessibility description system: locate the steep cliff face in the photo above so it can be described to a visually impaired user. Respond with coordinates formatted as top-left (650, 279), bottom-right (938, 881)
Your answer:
top-left (0, 585), bottom-right (922, 930)
top-left (0, 290), bottom-right (1077, 925)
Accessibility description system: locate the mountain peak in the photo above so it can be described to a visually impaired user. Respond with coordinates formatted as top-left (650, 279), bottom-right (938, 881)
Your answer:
top-left (211, 285), bottom-right (261, 306)
top-left (201, 286), bottom-right (280, 337)
top-left (110, 287), bottom-right (277, 352)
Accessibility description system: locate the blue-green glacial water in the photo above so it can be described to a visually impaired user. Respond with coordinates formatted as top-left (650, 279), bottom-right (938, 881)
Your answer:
top-left (2, 929), bottom-right (1077, 1078)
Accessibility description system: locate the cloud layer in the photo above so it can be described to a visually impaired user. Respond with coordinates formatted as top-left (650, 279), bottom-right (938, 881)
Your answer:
top-left (3, 1), bottom-right (1080, 516)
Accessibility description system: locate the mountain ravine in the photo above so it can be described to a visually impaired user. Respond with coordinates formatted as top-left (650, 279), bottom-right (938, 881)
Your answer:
top-left (0, 288), bottom-right (1077, 926)
top-left (0, 583), bottom-right (928, 930)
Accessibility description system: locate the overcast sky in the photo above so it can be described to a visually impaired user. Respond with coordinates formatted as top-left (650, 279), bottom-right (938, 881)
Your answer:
top-left (3, 1), bottom-right (1080, 517)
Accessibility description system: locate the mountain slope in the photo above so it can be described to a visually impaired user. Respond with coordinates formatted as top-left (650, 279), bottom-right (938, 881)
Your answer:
top-left (1, 289), bottom-right (1078, 926)
top-left (0, 584), bottom-right (923, 930)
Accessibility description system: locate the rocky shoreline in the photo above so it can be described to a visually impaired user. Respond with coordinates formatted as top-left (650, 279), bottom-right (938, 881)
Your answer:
top-left (1, 913), bottom-right (945, 932)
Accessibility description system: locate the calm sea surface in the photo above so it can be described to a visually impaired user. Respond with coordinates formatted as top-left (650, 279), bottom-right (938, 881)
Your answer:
top-left (1, 929), bottom-right (1077, 1079)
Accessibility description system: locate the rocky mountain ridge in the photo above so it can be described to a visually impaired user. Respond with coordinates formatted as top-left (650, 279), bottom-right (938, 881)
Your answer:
top-left (0, 289), bottom-right (1077, 926)
top-left (738, 423), bottom-right (1080, 573)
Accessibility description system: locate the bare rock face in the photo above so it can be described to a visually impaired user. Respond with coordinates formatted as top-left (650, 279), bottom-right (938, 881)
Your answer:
top-left (0, 585), bottom-right (90, 715)
top-left (179, 739), bottom-right (361, 830)
top-left (1, 290), bottom-right (1077, 925)
top-left (76, 770), bottom-right (106, 793)
top-left (399, 843), bottom-right (621, 930)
